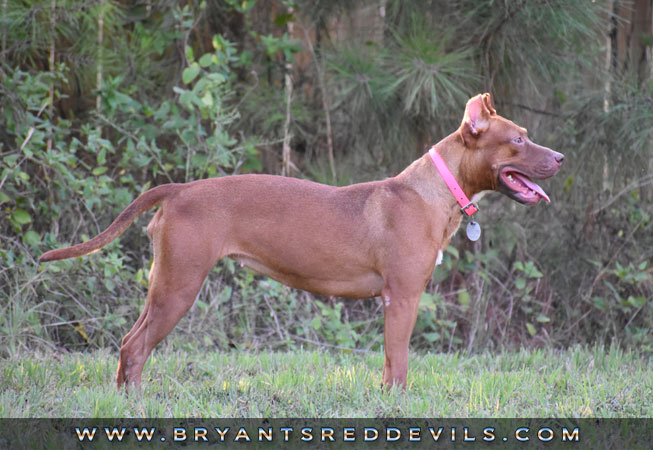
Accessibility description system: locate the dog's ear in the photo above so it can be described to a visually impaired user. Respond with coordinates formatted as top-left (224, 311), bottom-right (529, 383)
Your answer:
top-left (481, 92), bottom-right (496, 115)
top-left (460, 93), bottom-right (496, 145)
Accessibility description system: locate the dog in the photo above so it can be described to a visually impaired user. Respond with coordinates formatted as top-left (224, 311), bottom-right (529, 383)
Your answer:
top-left (39, 93), bottom-right (563, 390)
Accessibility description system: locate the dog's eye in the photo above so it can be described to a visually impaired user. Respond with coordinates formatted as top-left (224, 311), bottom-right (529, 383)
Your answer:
top-left (513, 136), bottom-right (524, 144)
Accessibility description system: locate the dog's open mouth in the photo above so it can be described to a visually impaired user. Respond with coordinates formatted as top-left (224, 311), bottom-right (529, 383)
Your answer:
top-left (499, 168), bottom-right (550, 204)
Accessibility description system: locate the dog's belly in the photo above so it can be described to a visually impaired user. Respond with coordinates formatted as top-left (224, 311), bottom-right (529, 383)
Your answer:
top-left (230, 254), bottom-right (384, 299)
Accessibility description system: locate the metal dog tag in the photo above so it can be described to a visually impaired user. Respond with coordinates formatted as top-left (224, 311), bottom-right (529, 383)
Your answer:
top-left (466, 220), bottom-right (481, 241)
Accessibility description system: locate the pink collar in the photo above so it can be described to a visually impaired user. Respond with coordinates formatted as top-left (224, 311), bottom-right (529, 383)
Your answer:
top-left (428, 147), bottom-right (478, 216)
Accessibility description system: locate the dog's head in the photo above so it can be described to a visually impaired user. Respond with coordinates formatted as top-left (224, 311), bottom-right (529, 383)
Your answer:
top-left (459, 93), bottom-right (564, 205)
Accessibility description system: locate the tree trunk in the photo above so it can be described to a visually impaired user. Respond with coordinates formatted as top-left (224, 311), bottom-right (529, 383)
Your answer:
top-left (281, 7), bottom-right (294, 176)
top-left (47, 0), bottom-right (56, 152)
top-left (605, 0), bottom-right (653, 197)
top-left (1, 0), bottom-right (7, 61)
top-left (97, 5), bottom-right (104, 111)
top-left (631, 0), bottom-right (652, 85)
top-left (96, 4), bottom-right (104, 135)
top-left (301, 25), bottom-right (336, 183)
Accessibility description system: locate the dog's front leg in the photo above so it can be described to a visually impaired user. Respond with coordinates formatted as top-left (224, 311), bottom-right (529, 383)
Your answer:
top-left (380, 285), bottom-right (421, 389)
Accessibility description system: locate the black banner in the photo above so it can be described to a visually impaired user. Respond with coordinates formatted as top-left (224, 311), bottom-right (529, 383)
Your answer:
top-left (0, 418), bottom-right (650, 449)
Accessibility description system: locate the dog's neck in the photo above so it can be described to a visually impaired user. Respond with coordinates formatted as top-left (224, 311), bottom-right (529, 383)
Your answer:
top-left (397, 131), bottom-right (482, 210)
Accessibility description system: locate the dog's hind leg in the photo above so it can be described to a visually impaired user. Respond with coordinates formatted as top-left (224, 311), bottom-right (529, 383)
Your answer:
top-left (118, 211), bottom-right (163, 355)
top-left (119, 284), bottom-right (150, 351)
top-left (116, 221), bottom-right (220, 390)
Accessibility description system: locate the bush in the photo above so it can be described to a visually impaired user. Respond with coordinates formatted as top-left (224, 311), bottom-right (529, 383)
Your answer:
top-left (1, 0), bottom-right (650, 357)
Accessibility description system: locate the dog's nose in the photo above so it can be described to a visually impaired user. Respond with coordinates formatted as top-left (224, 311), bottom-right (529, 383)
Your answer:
top-left (554, 152), bottom-right (564, 164)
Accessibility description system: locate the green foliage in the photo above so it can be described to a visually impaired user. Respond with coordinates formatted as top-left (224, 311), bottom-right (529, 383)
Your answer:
top-left (324, 18), bottom-right (479, 170)
top-left (1, 0), bottom-right (651, 358)
top-left (390, 18), bottom-right (477, 118)
top-left (0, 1), bottom-right (259, 356)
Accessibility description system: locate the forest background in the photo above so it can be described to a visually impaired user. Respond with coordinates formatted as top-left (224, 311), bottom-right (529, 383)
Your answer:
top-left (1, 0), bottom-right (651, 359)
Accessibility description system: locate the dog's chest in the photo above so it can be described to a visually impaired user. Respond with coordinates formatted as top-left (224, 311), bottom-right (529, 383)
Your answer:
top-left (443, 213), bottom-right (463, 245)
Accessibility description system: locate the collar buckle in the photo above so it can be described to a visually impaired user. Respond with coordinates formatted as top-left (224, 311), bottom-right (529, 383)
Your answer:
top-left (461, 202), bottom-right (478, 217)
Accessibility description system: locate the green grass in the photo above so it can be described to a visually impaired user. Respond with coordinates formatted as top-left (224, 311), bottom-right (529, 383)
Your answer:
top-left (1, 345), bottom-right (650, 418)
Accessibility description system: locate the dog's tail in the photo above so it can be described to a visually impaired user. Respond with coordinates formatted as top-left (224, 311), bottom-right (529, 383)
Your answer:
top-left (39, 184), bottom-right (181, 262)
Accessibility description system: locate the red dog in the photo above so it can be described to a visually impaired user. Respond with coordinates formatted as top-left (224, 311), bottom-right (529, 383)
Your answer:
top-left (40, 93), bottom-right (563, 389)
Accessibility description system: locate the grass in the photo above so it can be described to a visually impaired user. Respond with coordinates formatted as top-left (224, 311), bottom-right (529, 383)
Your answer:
top-left (0, 344), bottom-right (650, 418)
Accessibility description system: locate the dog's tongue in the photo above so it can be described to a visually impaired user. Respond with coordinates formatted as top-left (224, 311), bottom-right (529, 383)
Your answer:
top-left (513, 173), bottom-right (550, 203)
